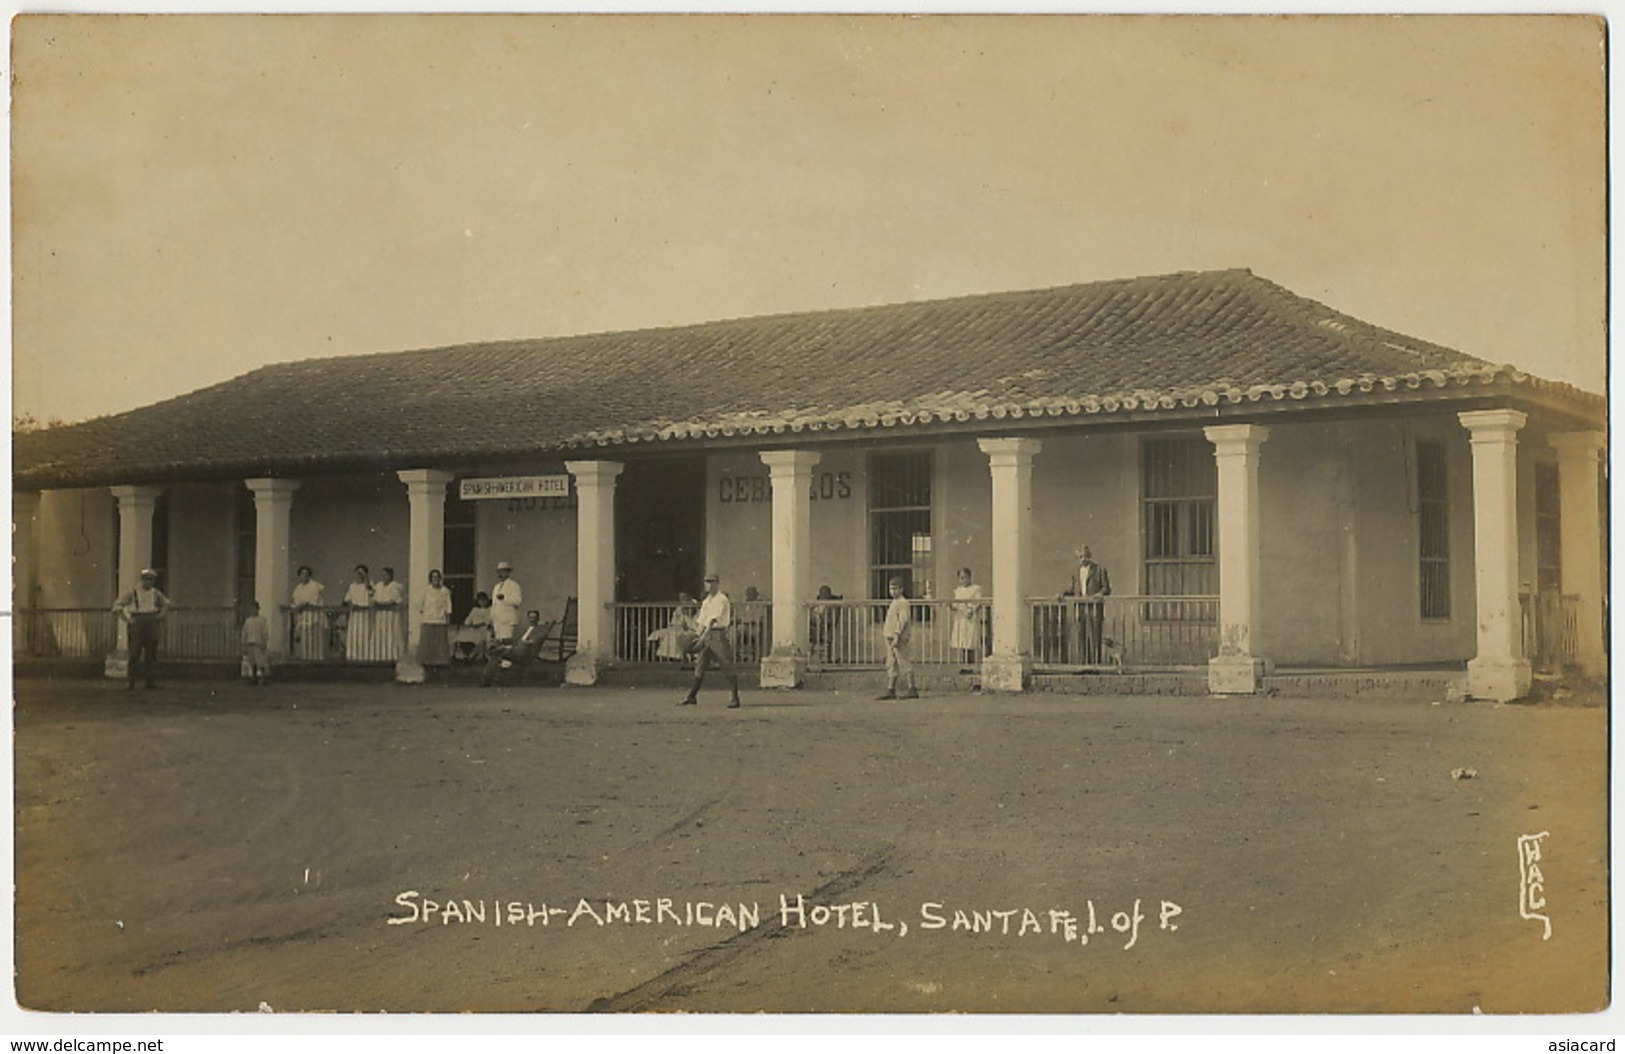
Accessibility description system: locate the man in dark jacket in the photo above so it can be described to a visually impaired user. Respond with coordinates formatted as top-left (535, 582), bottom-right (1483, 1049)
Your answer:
top-left (1065, 546), bottom-right (1112, 664)
top-left (481, 609), bottom-right (548, 686)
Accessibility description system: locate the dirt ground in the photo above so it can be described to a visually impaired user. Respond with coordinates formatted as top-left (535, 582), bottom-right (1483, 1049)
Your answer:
top-left (11, 673), bottom-right (1610, 1017)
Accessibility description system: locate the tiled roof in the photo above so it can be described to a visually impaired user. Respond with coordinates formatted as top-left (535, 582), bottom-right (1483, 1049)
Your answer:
top-left (14, 268), bottom-right (1603, 488)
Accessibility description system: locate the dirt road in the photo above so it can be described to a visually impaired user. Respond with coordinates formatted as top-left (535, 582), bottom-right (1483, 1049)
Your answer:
top-left (12, 676), bottom-right (1609, 1015)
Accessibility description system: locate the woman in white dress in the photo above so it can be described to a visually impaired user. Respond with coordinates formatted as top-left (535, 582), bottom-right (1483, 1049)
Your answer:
top-left (950, 566), bottom-right (986, 670)
top-left (371, 566), bottom-right (406, 662)
top-left (341, 564), bottom-right (375, 661)
top-left (289, 565), bottom-right (327, 661)
top-left (416, 569), bottom-right (455, 667)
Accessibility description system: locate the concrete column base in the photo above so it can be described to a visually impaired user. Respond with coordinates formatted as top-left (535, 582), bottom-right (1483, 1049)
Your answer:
top-left (564, 648), bottom-right (610, 686)
top-left (1208, 655), bottom-right (1265, 695)
top-left (1466, 657), bottom-right (1532, 702)
top-left (980, 654), bottom-right (1032, 693)
top-left (759, 651), bottom-right (807, 689)
top-left (394, 657), bottom-right (426, 685)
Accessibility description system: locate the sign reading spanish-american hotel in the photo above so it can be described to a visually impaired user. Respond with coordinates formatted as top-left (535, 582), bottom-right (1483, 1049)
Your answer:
top-left (458, 475), bottom-right (571, 501)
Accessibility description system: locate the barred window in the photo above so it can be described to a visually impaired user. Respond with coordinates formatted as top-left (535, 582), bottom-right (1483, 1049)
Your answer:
top-left (443, 491), bottom-right (478, 621)
top-left (1417, 440), bottom-right (1451, 620)
top-left (869, 452), bottom-right (932, 600)
top-left (1141, 437), bottom-right (1216, 596)
top-left (1534, 462), bottom-right (1561, 595)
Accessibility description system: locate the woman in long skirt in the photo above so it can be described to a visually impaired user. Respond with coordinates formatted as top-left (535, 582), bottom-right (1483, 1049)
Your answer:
top-left (289, 565), bottom-right (327, 660)
top-left (417, 569), bottom-right (454, 667)
top-left (341, 564), bottom-right (374, 661)
top-left (372, 566), bottom-right (405, 661)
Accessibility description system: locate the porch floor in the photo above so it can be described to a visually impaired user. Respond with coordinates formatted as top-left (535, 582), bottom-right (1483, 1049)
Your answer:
top-left (17, 656), bottom-right (1501, 702)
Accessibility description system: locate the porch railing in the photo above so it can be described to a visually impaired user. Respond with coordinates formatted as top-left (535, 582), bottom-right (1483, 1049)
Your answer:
top-left (610, 601), bottom-right (772, 664)
top-left (1520, 591), bottom-right (1578, 672)
top-left (1029, 595), bottom-right (1218, 669)
top-left (5, 593), bottom-right (1244, 673)
top-left (16, 608), bottom-right (120, 659)
top-left (602, 595), bottom-right (1217, 671)
top-left (283, 605), bottom-right (406, 663)
top-left (807, 598), bottom-right (992, 669)
top-left (15, 607), bottom-right (243, 661)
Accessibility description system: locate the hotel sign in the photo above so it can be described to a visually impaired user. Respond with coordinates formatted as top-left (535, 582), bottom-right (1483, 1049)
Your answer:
top-left (459, 475), bottom-right (572, 501)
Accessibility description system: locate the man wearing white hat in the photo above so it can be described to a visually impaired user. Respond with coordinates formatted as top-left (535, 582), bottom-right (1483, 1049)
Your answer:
top-left (488, 561), bottom-right (524, 643)
top-left (112, 568), bottom-right (171, 690)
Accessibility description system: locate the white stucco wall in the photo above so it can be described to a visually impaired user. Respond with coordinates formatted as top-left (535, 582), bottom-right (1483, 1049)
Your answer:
top-left (22, 406), bottom-right (1544, 672)
top-left (473, 484), bottom-right (579, 626)
top-left (28, 487), bottom-right (117, 608)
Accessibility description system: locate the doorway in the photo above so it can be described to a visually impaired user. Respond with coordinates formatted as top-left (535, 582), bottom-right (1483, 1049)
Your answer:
top-left (616, 458), bottom-right (706, 601)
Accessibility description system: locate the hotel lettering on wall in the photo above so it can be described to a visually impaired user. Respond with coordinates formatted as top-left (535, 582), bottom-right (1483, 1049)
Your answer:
top-left (459, 475), bottom-right (578, 512)
top-left (718, 471), bottom-right (853, 504)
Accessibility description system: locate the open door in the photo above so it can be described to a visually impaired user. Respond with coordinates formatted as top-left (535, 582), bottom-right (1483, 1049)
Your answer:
top-left (615, 457), bottom-right (706, 602)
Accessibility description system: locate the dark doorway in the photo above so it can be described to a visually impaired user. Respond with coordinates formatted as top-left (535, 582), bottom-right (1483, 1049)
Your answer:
top-left (616, 458), bottom-right (706, 601)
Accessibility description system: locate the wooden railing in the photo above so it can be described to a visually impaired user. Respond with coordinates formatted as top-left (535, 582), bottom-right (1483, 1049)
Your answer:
top-left (16, 608), bottom-right (120, 659)
top-left (15, 605), bottom-right (411, 665)
top-left (1029, 595), bottom-right (1218, 669)
top-left (611, 601), bottom-right (772, 665)
top-left (284, 605), bottom-right (406, 663)
top-left (1520, 592), bottom-right (1579, 672)
top-left (606, 594), bottom-right (1214, 671)
top-left (806, 598), bottom-right (991, 669)
top-left (15, 607), bottom-right (243, 661)
top-left (6, 592), bottom-right (1228, 674)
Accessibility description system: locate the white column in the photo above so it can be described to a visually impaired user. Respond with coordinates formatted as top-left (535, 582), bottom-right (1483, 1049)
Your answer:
top-left (564, 460), bottom-right (624, 686)
top-left (1548, 429), bottom-right (1606, 678)
top-left (395, 469), bottom-right (455, 683)
top-left (246, 478), bottom-right (300, 658)
top-left (759, 449), bottom-right (821, 688)
top-left (107, 484), bottom-right (163, 678)
top-left (1459, 409), bottom-right (1532, 701)
top-left (977, 437), bottom-right (1041, 692)
top-left (1204, 424), bottom-right (1271, 694)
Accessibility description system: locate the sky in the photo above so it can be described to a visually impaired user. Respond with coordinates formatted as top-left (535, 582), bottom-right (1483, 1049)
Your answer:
top-left (8, 10), bottom-right (1608, 426)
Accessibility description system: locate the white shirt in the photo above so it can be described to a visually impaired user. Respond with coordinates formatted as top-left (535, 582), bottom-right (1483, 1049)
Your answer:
top-left (418, 585), bottom-right (454, 624)
top-left (114, 585), bottom-right (169, 617)
top-left (696, 590), bottom-right (732, 631)
top-left (291, 580), bottom-right (325, 607)
top-left (491, 577), bottom-right (523, 610)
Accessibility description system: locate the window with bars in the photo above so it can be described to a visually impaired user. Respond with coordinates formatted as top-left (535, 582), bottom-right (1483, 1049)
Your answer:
top-left (869, 451), bottom-right (933, 601)
top-left (1141, 437), bottom-right (1216, 597)
top-left (443, 491), bottom-right (478, 621)
top-left (1416, 440), bottom-right (1451, 620)
top-left (1534, 462), bottom-right (1561, 595)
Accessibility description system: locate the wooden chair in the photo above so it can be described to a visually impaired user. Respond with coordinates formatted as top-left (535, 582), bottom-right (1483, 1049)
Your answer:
top-left (536, 597), bottom-right (578, 662)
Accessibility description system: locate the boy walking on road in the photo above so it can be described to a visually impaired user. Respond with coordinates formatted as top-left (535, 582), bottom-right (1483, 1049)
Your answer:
top-left (878, 576), bottom-right (918, 701)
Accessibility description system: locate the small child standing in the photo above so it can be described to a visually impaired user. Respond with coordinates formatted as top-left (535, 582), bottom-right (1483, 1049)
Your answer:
top-left (241, 601), bottom-right (271, 685)
top-left (879, 576), bottom-right (918, 701)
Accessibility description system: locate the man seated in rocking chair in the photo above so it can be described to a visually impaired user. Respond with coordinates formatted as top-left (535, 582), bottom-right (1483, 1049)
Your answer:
top-left (480, 609), bottom-right (549, 687)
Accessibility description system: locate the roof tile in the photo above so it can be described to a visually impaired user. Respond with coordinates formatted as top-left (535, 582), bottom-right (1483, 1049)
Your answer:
top-left (14, 268), bottom-right (1602, 489)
